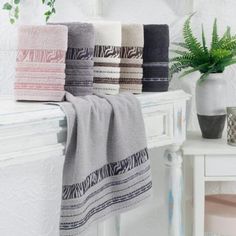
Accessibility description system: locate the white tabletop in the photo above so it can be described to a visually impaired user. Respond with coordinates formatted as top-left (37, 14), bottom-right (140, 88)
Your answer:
top-left (182, 131), bottom-right (236, 155)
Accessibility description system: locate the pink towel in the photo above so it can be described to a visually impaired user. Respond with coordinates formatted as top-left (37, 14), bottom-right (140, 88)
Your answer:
top-left (17, 25), bottom-right (68, 51)
top-left (14, 25), bottom-right (68, 101)
top-left (15, 71), bottom-right (66, 80)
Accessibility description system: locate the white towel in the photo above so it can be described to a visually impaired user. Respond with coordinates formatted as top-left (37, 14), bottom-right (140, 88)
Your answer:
top-left (92, 21), bottom-right (121, 95)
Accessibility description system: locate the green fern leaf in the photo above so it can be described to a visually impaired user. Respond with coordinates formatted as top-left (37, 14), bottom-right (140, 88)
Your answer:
top-left (211, 49), bottom-right (232, 60)
top-left (183, 15), bottom-right (204, 56)
top-left (172, 42), bottom-right (189, 49)
top-left (170, 49), bottom-right (188, 56)
top-left (211, 18), bottom-right (219, 50)
top-left (170, 52), bottom-right (195, 62)
top-left (169, 62), bottom-right (192, 77)
top-left (202, 24), bottom-right (208, 54)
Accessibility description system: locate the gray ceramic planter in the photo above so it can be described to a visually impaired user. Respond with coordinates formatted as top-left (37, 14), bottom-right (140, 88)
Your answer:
top-left (195, 73), bottom-right (227, 139)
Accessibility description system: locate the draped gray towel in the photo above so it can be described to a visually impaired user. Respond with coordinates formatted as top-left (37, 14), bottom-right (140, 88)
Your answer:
top-left (58, 92), bottom-right (152, 235)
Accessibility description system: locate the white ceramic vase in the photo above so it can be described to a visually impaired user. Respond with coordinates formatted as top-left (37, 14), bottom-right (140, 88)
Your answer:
top-left (195, 73), bottom-right (227, 139)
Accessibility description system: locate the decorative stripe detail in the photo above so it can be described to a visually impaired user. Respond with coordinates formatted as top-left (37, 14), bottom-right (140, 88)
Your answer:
top-left (119, 63), bottom-right (142, 68)
top-left (62, 176), bottom-right (151, 216)
top-left (17, 49), bottom-right (66, 63)
top-left (94, 45), bottom-right (121, 58)
top-left (15, 83), bottom-right (64, 90)
top-left (60, 182), bottom-right (152, 230)
top-left (62, 148), bottom-right (149, 200)
top-left (94, 78), bottom-right (119, 84)
top-left (65, 81), bottom-right (93, 87)
top-left (94, 62), bottom-right (142, 68)
top-left (15, 67), bottom-right (65, 73)
top-left (142, 77), bottom-right (169, 81)
top-left (143, 62), bottom-right (169, 67)
top-left (94, 62), bottom-right (120, 67)
top-left (121, 47), bottom-right (143, 59)
top-left (119, 78), bottom-right (142, 84)
top-left (66, 47), bottom-right (94, 60)
top-left (15, 78), bottom-right (65, 85)
top-left (62, 166), bottom-right (150, 210)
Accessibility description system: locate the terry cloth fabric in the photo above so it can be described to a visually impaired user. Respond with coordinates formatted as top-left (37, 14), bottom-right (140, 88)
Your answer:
top-left (120, 24), bottom-right (143, 94)
top-left (50, 22), bottom-right (95, 96)
top-left (15, 25), bottom-right (68, 101)
top-left (143, 25), bottom-right (169, 92)
top-left (58, 92), bottom-right (152, 235)
top-left (93, 22), bottom-right (121, 95)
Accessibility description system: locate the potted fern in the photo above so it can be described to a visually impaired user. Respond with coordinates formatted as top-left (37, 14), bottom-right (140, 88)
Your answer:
top-left (171, 15), bottom-right (236, 139)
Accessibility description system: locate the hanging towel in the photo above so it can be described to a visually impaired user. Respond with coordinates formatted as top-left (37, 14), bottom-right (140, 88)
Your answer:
top-left (93, 22), bottom-right (121, 95)
top-left (143, 25), bottom-right (169, 92)
top-left (58, 92), bottom-right (152, 235)
top-left (15, 25), bottom-right (68, 101)
top-left (49, 22), bottom-right (95, 96)
top-left (120, 24), bottom-right (143, 94)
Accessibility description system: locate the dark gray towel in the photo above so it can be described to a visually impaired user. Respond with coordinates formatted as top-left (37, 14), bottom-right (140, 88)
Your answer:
top-left (50, 22), bottom-right (95, 96)
top-left (58, 92), bottom-right (152, 235)
top-left (143, 25), bottom-right (169, 92)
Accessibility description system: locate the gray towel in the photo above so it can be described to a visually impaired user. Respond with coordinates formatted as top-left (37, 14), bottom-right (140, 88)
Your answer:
top-left (58, 92), bottom-right (152, 235)
top-left (50, 22), bottom-right (95, 96)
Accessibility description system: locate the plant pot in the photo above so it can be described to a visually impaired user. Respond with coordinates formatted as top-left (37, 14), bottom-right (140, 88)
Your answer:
top-left (195, 73), bottom-right (227, 139)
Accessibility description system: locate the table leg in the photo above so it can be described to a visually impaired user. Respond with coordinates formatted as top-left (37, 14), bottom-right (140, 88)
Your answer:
top-left (164, 144), bottom-right (184, 236)
top-left (97, 215), bottom-right (121, 236)
top-left (193, 155), bottom-right (205, 236)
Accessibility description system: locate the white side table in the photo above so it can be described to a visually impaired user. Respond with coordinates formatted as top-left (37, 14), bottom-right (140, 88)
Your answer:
top-left (182, 131), bottom-right (236, 236)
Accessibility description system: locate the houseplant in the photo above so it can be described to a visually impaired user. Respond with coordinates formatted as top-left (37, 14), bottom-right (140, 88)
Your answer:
top-left (2, 0), bottom-right (56, 23)
top-left (171, 15), bottom-right (236, 139)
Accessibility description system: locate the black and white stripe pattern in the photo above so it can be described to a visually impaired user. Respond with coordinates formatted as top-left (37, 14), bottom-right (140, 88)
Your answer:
top-left (94, 45), bottom-right (121, 58)
top-left (93, 22), bottom-right (121, 95)
top-left (63, 148), bottom-right (149, 200)
top-left (60, 182), bottom-right (152, 231)
top-left (60, 149), bottom-right (151, 234)
top-left (120, 46), bottom-right (143, 59)
top-left (93, 45), bottom-right (121, 94)
top-left (66, 47), bottom-right (94, 60)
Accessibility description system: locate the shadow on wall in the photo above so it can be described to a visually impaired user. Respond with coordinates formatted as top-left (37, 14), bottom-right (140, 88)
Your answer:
top-left (165, 0), bottom-right (193, 16)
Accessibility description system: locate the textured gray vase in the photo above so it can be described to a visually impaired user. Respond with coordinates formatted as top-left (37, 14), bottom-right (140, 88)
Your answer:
top-left (195, 73), bottom-right (227, 139)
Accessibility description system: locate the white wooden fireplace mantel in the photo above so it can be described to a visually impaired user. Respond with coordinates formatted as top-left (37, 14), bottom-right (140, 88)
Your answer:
top-left (0, 90), bottom-right (190, 236)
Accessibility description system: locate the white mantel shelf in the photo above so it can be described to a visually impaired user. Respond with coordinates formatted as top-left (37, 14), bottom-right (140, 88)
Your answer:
top-left (0, 90), bottom-right (190, 236)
